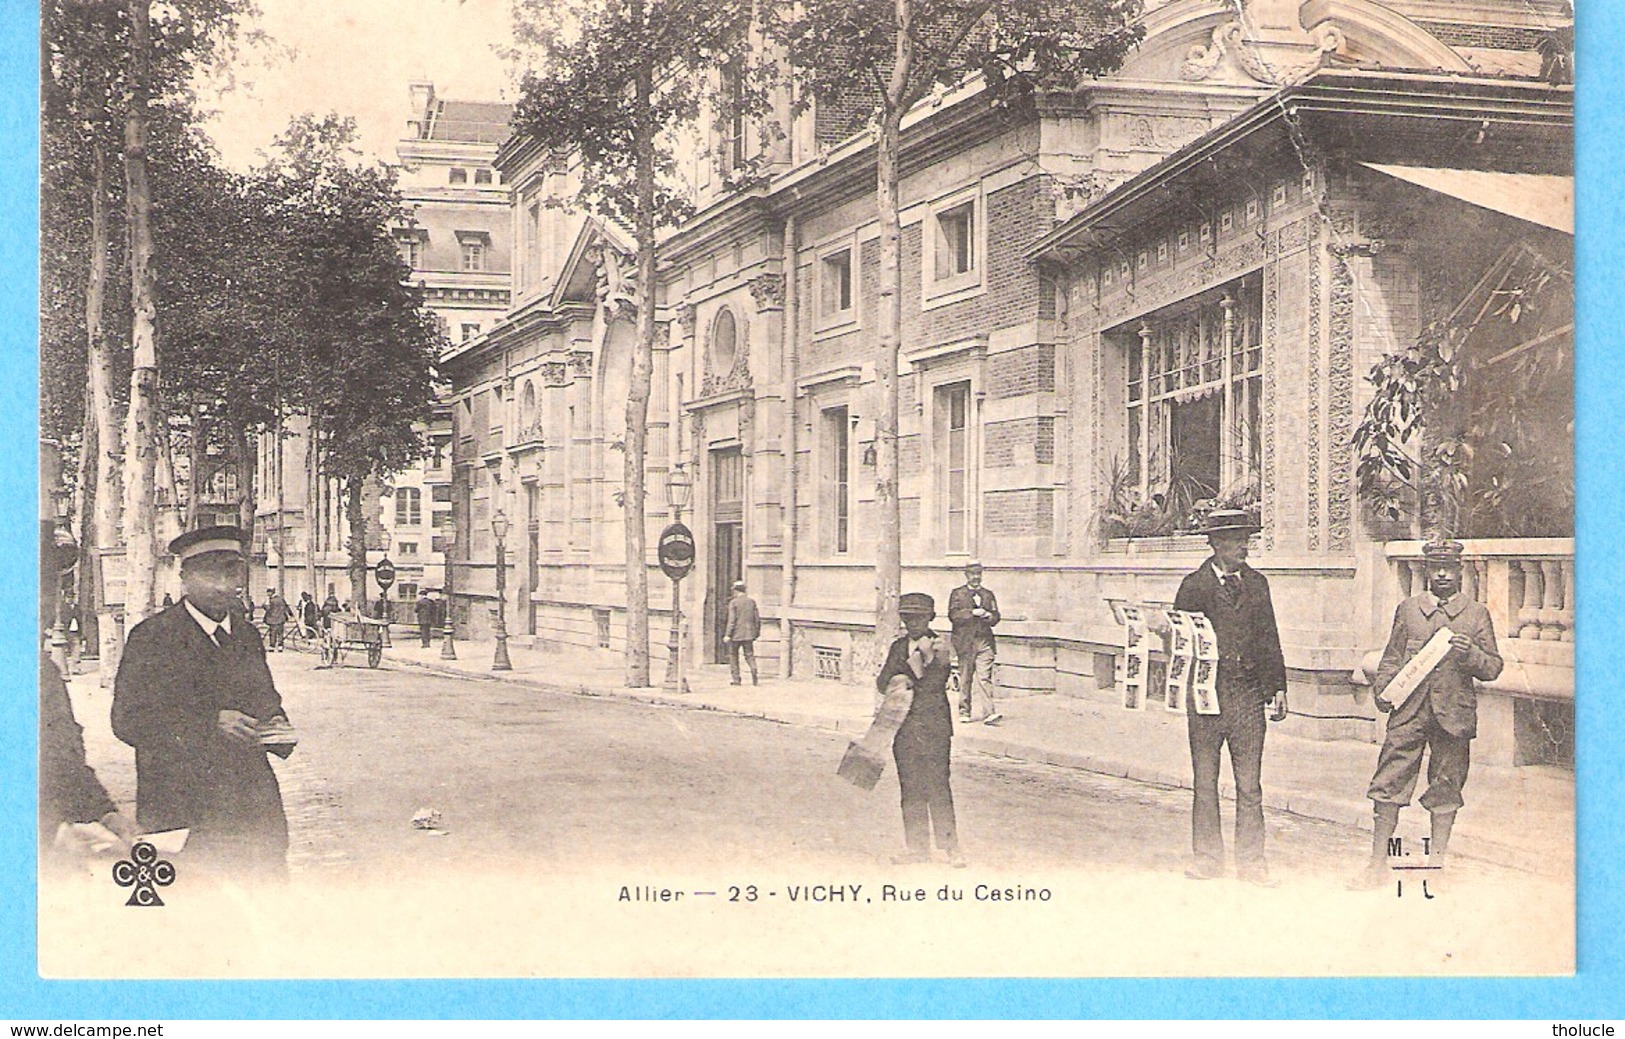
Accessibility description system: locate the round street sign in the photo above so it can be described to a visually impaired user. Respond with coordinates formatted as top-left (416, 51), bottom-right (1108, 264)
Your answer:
top-left (375, 557), bottom-right (397, 591)
top-left (657, 523), bottom-right (695, 580)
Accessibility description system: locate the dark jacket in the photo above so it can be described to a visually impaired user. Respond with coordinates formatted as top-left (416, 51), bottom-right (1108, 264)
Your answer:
top-left (40, 654), bottom-right (116, 840)
top-left (877, 630), bottom-right (954, 740)
top-left (947, 584), bottom-right (1001, 656)
top-left (262, 596), bottom-right (292, 626)
top-left (724, 592), bottom-right (761, 642)
top-left (1173, 558), bottom-right (1288, 700)
top-left (1372, 591), bottom-right (1503, 739)
top-left (111, 601), bottom-right (290, 864)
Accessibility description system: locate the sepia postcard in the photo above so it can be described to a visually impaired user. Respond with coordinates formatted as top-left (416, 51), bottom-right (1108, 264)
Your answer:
top-left (25, 0), bottom-right (1605, 1006)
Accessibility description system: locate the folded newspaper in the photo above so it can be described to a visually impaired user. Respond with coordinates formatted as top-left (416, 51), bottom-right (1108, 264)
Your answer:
top-left (1378, 626), bottom-right (1457, 711)
top-left (837, 673), bottom-right (916, 791)
top-left (258, 717), bottom-right (299, 748)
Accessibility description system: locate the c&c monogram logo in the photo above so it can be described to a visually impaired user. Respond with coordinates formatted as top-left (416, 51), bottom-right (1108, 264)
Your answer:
top-left (112, 841), bottom-right (176, 906)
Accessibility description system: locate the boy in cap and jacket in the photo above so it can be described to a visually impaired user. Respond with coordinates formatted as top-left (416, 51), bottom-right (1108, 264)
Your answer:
top-left (875, 592), bottom-right (965, 867)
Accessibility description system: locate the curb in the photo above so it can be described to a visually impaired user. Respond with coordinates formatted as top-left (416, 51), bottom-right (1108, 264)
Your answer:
top-left (382, 654), bottom-right (1558, 876)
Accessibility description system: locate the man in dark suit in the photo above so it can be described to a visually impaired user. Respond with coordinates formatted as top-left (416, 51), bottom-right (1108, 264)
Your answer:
top-left (1349, 539), bottom-right (1502, 888)
top-left (723, 580), bottom-right (761, 685)
top-left (947, 561), bottom-right (1002, 725)
top-left (112, 527), bottom-right (294, 879)
top-left (1173, 509), bottom-right (1288, 886)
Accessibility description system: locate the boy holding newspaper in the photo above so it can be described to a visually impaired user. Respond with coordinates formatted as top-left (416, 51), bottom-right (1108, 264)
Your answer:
top-left (1350, 539), bottom-right (1503, 889)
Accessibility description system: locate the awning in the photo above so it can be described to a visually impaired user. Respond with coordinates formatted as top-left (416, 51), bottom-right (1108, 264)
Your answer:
top-left (1362, 163), bottom-right (1572, 235)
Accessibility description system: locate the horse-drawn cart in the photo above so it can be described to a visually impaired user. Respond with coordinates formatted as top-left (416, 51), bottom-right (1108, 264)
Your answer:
top-left (318, 612), bottom-right (390, 669)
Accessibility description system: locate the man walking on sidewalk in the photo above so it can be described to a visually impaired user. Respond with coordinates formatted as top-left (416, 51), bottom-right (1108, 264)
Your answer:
top-left (1349, 539), bottom-right (1503, 889)
top-left (948, 562), bottom-right (1002, 725)
top-left (1174, 510), bottom-right (1288, 887)
top-left (416, 589), bottom-right (437, 648)
top-left (724, 580), bottom-right (760, 686)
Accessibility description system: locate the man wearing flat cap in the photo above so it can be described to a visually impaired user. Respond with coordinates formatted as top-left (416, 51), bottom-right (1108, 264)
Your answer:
top-left (1173, 509), bottom-right (1288, 886)
top-left (1350, 539), bottom-right (1502, 888)
top-left (875, 592), bottom-right (964, 867)
top-left (112, 526), bottom-right (294, 879)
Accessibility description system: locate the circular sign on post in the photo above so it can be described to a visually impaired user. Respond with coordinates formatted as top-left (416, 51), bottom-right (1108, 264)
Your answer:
top-left (375, 557), bottom-right (397, 591)
top-left (657, 523), bottom-right (695, 580)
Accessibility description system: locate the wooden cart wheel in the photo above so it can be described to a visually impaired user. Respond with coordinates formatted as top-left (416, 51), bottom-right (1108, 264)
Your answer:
top-left (367, 643), bottom-right (382, 669)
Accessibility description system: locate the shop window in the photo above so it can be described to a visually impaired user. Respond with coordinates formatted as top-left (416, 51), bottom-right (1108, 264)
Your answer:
top-left (1117, 275), bottom-right (1263, 534)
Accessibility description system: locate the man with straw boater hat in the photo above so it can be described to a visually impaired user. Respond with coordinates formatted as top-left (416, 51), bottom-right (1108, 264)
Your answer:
top-left (112, 526), bottom-right (295, 879)
top-left (1173, 509), bottom-right (1288, 886)
top-left (1349, 538), bottom-right (1502, 889)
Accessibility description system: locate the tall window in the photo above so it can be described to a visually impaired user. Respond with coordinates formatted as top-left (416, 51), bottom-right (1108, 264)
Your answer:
top-left (526, 483), bottom-right (541, 592)
top-left (934, 202), bottom-right (975, 281)
top-left (822, 406), bottom-right (850, 554)
top-left (939, 384), bottom-right (971, 553)
top-left (820, 249), bottom-right (853, 319)
top-left (395, 487), bottom-right (423, 526)
top-left (1120, 275), bottom-right (1264, 513)
top-left (460, 239), bottom-right (486, 272)
top-left (720, 61), bottom-right (745, 172)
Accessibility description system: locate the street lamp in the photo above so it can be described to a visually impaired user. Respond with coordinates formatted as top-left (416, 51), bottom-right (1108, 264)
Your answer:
top-left (491, 508), bottom-right (512, 671)
top-left (440, 523), bottom-right (457, 660)
top-left (662, 462), bottom-right (693, 694)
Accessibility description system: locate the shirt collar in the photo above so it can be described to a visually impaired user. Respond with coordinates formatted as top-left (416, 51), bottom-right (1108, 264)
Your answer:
top-left (1211, 560), bottom-right (1242, 581)
top-left (183, 599), bottom-right (232, 640)
top-left (1421, 590), bottom-right (1468, 618)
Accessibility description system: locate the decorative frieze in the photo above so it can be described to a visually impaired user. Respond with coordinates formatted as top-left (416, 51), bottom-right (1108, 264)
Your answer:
top-left (1327, 249), bottom-right (1357, 553)
top-left (1307, 225), bottom-right (1323, 552)
top-left (542, 361), bottom-right (569, 386)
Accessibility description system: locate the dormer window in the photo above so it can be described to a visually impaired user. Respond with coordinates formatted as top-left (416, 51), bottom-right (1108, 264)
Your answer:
top-left (457, 230), bottom-right (490, 272)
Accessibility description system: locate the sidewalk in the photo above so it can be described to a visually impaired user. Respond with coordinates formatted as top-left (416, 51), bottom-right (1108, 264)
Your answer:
top-left (377, 633), bottom-right (1573, 878)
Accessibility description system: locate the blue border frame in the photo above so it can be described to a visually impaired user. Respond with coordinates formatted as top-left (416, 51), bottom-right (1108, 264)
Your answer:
top-left (6, 0), bottom-right (1621, 1018)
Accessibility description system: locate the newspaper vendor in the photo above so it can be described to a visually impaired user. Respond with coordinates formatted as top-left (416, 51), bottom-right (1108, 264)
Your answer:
top-left (876, 592), bottom-right (965, 868)
top-left (1350, 539), bottom-right (1503, 889)
top-left (1172, 509), bottom-right (1288, 887)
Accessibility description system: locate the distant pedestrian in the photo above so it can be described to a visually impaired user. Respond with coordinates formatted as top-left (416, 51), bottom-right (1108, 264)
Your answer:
top-left (415, 591), bottom-right (437, 647)
top-left (948, 561), bottom-right (1002, 725)
top-left (723, 580), bottom-right (760, 686)
top-left (1173, 509), bottom-right (1287, 887)
top-left (876, 592), bottom-right (964, 867)
top-left (298, 592), bottom-right (318, 638)
top-left (321, 590), bottom-right (340, 631)
top-left (262, 590), bottom-right (292, 651)
top-left (1349, 539), bottom-right (1502, 889)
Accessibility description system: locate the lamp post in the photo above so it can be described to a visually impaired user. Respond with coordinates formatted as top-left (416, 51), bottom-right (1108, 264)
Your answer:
top-left (491, 508), bottom-right (512, 671)
top-left (661, 462), bottom-right (693, 694)
top-left (440, 523), bottom-right (457, 660)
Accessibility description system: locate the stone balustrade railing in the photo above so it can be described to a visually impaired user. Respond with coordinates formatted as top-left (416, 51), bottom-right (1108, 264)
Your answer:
top-left (1387, 538), bottom-right (1574, 646)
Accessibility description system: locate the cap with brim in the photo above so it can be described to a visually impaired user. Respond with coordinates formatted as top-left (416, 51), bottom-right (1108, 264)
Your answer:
top-left (169, 526), bottom-right (247, 563)
top-left (1422, 539), bottom-right (1465, 563)
top-left (898, 592), bottom-right (935, 616)
top-left (732, 580), bottom-right (746, 590)
top-left (1200, 509), bottom-right (1261, 537)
